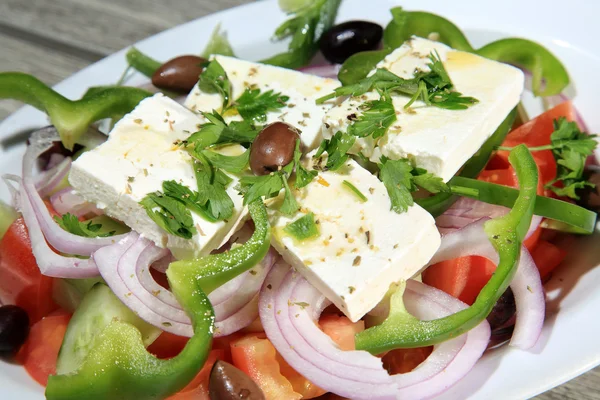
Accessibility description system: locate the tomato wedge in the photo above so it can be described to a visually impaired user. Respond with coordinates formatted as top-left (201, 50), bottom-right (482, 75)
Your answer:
top-left (231, 334), bottom-right (302, 400)
top-left (16, 310), bottom-right (71, 386)
top-left (0, 217), bottom-right (58, 324)
top-left (167, 350), bottom-right (225, 400)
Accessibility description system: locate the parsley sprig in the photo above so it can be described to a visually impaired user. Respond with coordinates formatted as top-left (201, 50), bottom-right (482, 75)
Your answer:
top-left (140, 161), bottom-right (235, 239)
top-left (499, 118), bottom-right (598, 199)
top-left (378, 157), bottom-right (449, 213)
top-left (239, 140), bottom-right (316, 215)
top-left (198, 60), bottom-right (289, 122)
top-left (347, 91), bottom-right (397, 138)
top-left (54, 213), bottom-right (115, 238)
top-left (316, 51), bottom-right (478, 111)
top-left (233, 88), bottom-right (290, 123)
top-left (314, 131), bottom-right (356, 171)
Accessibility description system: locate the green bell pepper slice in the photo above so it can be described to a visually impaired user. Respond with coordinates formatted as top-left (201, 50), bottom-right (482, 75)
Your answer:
top-left (445, 176), bottom-right (597, 234)
top-left (46, 200), bottom-right (271, 400)
top-left (339, 7), bottom-right (569, 97)
top-left (0, 72), bottom-right (152, 150)
top-left (126, 47), bottom-right (162, 78)
top-left (356, 144), bottom-right (537, 353)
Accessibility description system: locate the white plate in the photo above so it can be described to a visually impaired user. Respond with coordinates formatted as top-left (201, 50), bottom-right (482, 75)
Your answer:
top-left (1, 0), bottom-right (599, 399)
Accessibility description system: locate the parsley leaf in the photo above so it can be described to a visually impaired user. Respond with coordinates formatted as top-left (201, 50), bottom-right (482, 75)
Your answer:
top-left (239, 173), bottom-right (284, 204)
top-left (347, 92), bottom-right (397, 139)
top-left (314, 131), bottom-right (356, 171)
top-left (193, 159), bottom-right (234, 221)
top-left (140, 193), bottom-right (196, 239)
top-left (378, 157), bottom-right (449, 213)
top-left (198, 60), bottom-right (231, 110)
top-left (292, 140), bottom-right (317, 189)
top-left (201, 148), bottom-right (250, 174)
top-left (187, 111), bottom-right (259, 154)
top-left (284, 212), bottom-right (320, 241)
top-left (379, 157), bottom-right (415, 213)
top-left (279, 175), bottom-right (300, 215)
top-left (317, 51), bottom-right (478, 111)
top-left (342, 180), bottom-right (368, 202)
top-left (53, 213), bottom-right (115, 238)
top-left (234, 88), bottom-right (290, 123)
top-left (546, 118), bottom-right (598, 199)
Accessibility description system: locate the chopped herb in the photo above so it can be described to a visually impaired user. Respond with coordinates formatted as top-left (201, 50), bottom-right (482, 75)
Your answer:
top-left (201, 148), bottom-right (250, 174)
top-left (53, 213), bottom-right (115, 238)
top-left (378, 156), bottom-right (449, 214)
top-left (240, 173), bottom-right (286, 204)
top-left (198, 60), bottom-right (231, 110)
top-left (352, 256), bottom-right (361, 266)
top-left (193, 158), bottom-right (235, 221)
top-left (234, 88), bottom-right (289, 123)
top-left (186, 111), bottom-right (258, 153)
top-left (342, 180), bottom-right (368, 202)
top-left (284, 212), bottom-right (320, 241)
top-left (348, 286), bottom-right (356, 294)
top-left (293, 301), bottom-right (310, 309)
top-left (347, 92), bottom-right (397, 139)
top-left (279, 174), bottom-right (300, 215)
top-left (316, 51), bottom-right (478, 111)
top-left (293, 140), bottom-right (317, 188)
top-left (140, 192), bottom-right (196, 239)
top-left (314, 131), bottom-right (356, 171)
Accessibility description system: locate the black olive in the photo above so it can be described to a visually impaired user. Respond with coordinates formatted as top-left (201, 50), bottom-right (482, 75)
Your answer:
top-left (319, 21), bottom-right (383, 64)
top-left (152, 55), bottom-right (207, 93)
top-left (250, 122), bottom-right (299, 176)
top-left (0, 305), bottom-right (29, 356)
top-left (209, 360), bottom-right (265, 400)
top-left (486, 288), bottom-right (515, 331)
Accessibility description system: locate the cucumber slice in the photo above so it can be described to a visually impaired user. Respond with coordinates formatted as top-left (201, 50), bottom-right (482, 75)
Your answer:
top-left (52, 277), bottom-right (105, 312)
top-left (56, 283), bottom-right (161, 375)
top-left (0, 200), bottom-right (18, 240)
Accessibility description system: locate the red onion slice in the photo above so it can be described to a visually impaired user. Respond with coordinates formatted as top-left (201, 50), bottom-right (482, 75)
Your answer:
top-left (99, 231), bottom-right (275, 337)
top-left (395, 281), bottom-right (491, 399)
top-left (35, 156), bottom-right (71, 199)
top-left (50, 187), bottom-right (102, 218)
top-left (260, 262), bottom-right (493, 400)
top-left (437, 197), bottom-right (542, 241)
top-left (23, 128), bottom-right (127, 256)
top-left (5, 176), bottom-right (101, 278)
top-left (429, 219), bottom-right (545, 349)
top-left (95, 232), bottom-right (193, 336)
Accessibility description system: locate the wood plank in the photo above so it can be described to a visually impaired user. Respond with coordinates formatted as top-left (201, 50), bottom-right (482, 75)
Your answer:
top-left (0, 0), bottom-right (251, 57)
top-left (0, 34), bottom-right (90, 119)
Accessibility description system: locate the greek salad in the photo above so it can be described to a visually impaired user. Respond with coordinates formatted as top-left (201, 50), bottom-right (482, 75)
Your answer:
top-left (0, 1), bottom-right (598, 399)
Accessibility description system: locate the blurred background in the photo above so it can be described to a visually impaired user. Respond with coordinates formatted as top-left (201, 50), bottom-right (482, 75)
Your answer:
top-left (0, 0), bottom-right (598, 398)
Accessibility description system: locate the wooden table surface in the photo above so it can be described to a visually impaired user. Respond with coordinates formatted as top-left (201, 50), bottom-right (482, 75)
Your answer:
top-left (0, 0), bottom-right (599, 398)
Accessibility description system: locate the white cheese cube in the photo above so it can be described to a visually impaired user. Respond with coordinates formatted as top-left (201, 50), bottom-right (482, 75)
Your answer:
top-left (184, 55), bottom-right (340, 150)
top-left (69, 93), bottom-right (247, 259)
top-left (269, 153), bottom-right (441, 322)
top-left (322, 37), bottom-right (524, 181)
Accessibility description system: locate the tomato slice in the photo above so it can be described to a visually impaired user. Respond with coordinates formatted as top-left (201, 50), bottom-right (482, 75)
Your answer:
top-left (231, 334), bottom-right (302, 400)
top-left (16, 310), bottom-right (71, 386)
top-left (382, 346), bottom-right (433, 375)
top-left (0, 217), bottom-right (58, 324)
top-left (531, 240), bottom-right (568, 280)
top-left (319, 314), bottom-right (364, 352)
top-left (495, 101), bottom-right (577, 186)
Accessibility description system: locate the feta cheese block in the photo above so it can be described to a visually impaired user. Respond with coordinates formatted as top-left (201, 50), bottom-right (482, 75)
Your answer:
top-left (268, 153), bottom-right (441, 322)
top-left (69, 93), bottom-right (247, 259)
top-left (322, 36), bottom-right (525, 182)
top-left (185, 55), bottom-right (340, 150)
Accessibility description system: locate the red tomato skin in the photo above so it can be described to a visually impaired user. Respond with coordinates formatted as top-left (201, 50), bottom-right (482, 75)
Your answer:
top-left (382, 346), bottom-right (434, 375)
top-left (147, 331), bottom-right (190, 359)
top-left (231, 334), bottom-right (302, 400)
top-left (16, 310), bottom-right (71, 386)
top-left (531, 240), bottom-right (568, 280)
top-left (0, 218), bottom-right (58, 324)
